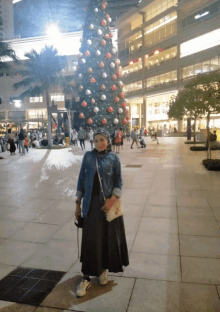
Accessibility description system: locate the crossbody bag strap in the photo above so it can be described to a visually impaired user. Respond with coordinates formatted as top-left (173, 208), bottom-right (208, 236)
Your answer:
top-left (96, 158), bottom-right (106, 201)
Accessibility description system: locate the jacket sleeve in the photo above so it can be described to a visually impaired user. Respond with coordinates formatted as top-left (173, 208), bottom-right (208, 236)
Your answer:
top-left (76, 153), bottom-right (87, 199)
top-left (112, 154), bottom-right (123, 198)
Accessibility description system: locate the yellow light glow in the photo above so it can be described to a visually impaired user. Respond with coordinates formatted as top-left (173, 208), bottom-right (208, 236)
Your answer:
top-left (154, 50), bottom-right (159, 55)
top-left (129, 61), bottom-right (133, 65)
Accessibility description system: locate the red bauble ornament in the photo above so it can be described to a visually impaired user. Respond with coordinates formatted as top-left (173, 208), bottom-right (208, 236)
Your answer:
top-left (126, 116), bottom-right (129, 121)
top-left (91, 98), bottom-right (96, 104)
top-left (109, 32), bottom-right (113, 38)
top-left (106, 14), bottom-right (110, 18)
top-left (101, 2), bottom-right (107, 9)
top-left (111, 85), bottom-right (117, 91)
top-left (121, 102), bottom-right (126, 108)
top-left (101, 40), bottom-right (106, 46)
top-left (85, 50), bottom-right (90, 56)
top-left (102, 118), bottom-right (107, 125)
top-left (101, 19), bottom-right (107, 26)
top-left (123, 118), bottom-right (128, 125)
top-left (112, 74), bottom-right (117, 80)
top-left (101, 84), bottom-right (106, 90)
top-left (82, 101), bottom-right (87, 107)
top-left (79, 113), bottom-right (84, 119)
top-left (108, 106), bottom-right (113, 113)
top-left (114, 97), bottom-right (119, 103)
top-left (106, 52), bottom-right (111, 59)
top-left (105, 34), bottom-right (110, 39)
top-left (117, 71), bottom-right (122, 77)
top-left (90, 77), bottom-right (96, 83)
top-left (99, 61), bottom-right (105, 68)
top-left (88, 118), bottom-right (93, 124)
top-left (119, 93), bottom-right (124, 99)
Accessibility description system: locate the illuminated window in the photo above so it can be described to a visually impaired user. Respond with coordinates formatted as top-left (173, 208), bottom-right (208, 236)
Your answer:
top-left (180, 28), bottom-right (220, 58)
top-left (51, 94), bottom-right (65, 101)
top-left (30, 96), bottom-right (43, 103)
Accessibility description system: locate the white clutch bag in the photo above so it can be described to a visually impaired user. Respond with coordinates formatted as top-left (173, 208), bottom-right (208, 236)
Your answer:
top-left (96, 158), bottom-right (123, 222)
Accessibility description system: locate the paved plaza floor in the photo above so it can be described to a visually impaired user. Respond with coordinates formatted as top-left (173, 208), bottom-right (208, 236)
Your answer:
top-left (0, 137), bottom-right (219, 312)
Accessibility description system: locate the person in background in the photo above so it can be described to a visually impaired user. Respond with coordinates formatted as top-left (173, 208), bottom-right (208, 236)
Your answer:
top-left (121, 128), bottom-right (125, 151)
top-left (75, 128), bottom-right (129, 298)
top-left (144, 128), bottom-right (147, 136)
top-left (72, 129), bottom-right (78, 147)
top-left (40, 136), bottom-right (48, 147)
top-left (126, 129), bottom-right (130, 142)
top-left (130, 128), bottom-right (139, 149)
top-left (139, 136), bottom-right (146, 148)
top-left (78, 127), bottom-right (86, 151)
top-left (115, 128), bottom-right (122, 154)
top-left (89, 128), bottom-right (94, 149)
top-left (111, 128), bottom-right (117, 153)
top-left (18, 128), bottom-right (25, 154)
top-left (64, 128), bottom-right (70, 147)
top-left (24, 135), bottom-right (29, 153)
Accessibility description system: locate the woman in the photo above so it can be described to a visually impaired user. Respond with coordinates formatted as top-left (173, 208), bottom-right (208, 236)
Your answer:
top-left (8, 129), bottom-right (16, 155)
top-left (115, 128), bottom-right (122, 154)
top-left (72, 129), bottom-right (78, 146)
top-left (75, 128), bottom-right (129, 298)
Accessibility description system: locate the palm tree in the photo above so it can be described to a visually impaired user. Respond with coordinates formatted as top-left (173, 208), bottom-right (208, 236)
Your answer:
top-left (13, 46), bottom-right (74, 146)
top-left (0, 38), bottom-right (18, 73)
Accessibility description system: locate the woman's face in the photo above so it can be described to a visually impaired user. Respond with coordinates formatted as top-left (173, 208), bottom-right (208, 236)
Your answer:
top-left (94, 134), bottom-right (108, 152)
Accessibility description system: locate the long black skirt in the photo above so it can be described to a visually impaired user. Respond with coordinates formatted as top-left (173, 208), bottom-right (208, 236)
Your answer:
top-left (80, 175), bottom-right (129, 277)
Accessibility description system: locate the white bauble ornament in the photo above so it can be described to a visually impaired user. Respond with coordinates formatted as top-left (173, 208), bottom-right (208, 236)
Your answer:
top-left (110, 62), bottom-right (115, 68)
top-left (118, 81), bottom-right (123, 87)
top-left (118, 108), bottom-right (123, 114)
top-left (94, 8), bottom-right (98, 13)
top-left (113, 118), bottom-right (119, 124)
top-left (78, 52), bottom-right (83, 57)
top-left (81, 58), bottom-right (86, 64)
top-left (96, 50), bottom-right (101, 56)
top-left (89, 24), bottom-right (94, 30)
top-left (87, 39), bottom-right (92, 45)
top-left (94, 107), bottom-right (99, 113)
top-left (115, 59), bottom-right (120, 65)
top-left (107, 17), bottom-right (112, 23)
top-left (102, 72), bottom-right (107, 78)
top-left (112, 47), bottom-right (117, 54)
top-left (78, 73), bottom-right (83, 79)
top-left (97, 29), bottom-right (102, 35)
top-left (79, 85), bottom-right (83, 91)
top-left (101, 94), bottom-right (106, 101)
top-left (88, 67), bottom-right (93, 73)
top-left (86, 89), bottom-right (91, 95)
top-left (75, 97), bottom-right (80, 102)
top-left (72, 66), bottom-right (77, 71)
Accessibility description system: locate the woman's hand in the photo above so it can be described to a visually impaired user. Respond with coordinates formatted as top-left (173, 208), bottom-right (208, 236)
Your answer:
top-left (101, 195), bottom-right (119, 213)
top-left (75, 203), bottom-right (81, 220)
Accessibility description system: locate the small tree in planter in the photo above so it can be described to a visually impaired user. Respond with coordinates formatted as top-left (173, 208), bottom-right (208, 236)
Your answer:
top-left (185, 71), bottom-right (220, 159)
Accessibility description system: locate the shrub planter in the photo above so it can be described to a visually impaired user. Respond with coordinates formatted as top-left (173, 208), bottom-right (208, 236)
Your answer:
top-left (36, 146), bottom-right (67, 150)
top-left (203, 159), bottom-right (220, 171)
top-left (190, 146), bottom-right (220, 151)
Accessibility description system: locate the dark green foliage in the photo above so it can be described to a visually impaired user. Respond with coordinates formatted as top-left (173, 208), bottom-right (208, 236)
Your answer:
top-left (203, 159), bottom-right (220, 171)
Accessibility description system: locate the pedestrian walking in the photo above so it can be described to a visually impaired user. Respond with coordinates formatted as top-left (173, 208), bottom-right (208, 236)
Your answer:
top-left (126, 130), bottom-right (130, 142)
top-left (78, 127), bottom-right (86, 150)
top-left (130, 128), bottom-right (139, 149)
top-left (24, 135), bottom-right (29, 153)
top-left (75, 128), bottom-right (129, 298)
top-left (144, 129), bottom-right (147, 136)
top-left (111, 128), bottom-right (117, 153)
top-left (18, 128), bottom-right (25, 154)
top-left (88, 129), bottom-right (94, 149)
top-left (115, 128), bottom-right (122, 154)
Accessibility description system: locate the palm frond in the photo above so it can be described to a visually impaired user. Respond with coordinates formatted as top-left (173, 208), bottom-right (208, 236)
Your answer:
top-left (13, 77), bottom-right (35, 90)
top-left (18, 85), bottom-right (44, 99)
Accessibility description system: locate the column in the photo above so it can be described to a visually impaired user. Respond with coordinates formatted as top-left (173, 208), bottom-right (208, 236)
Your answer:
top-left (139, 103), bottom-right (142, 128)
top-left (178, 119), bottom-right (183, 132)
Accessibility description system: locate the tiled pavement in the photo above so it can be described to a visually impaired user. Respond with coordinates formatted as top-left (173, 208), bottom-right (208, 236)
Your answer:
top-left (0, 137), bottom-right (220, 312)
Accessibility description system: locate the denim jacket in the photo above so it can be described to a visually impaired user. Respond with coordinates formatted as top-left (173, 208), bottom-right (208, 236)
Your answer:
top-left (76, 149), bottom-right (122, 218)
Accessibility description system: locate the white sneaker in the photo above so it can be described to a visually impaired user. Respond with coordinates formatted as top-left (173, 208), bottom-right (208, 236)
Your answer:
top-left (98, 270), bottom-right (108, 286)
top-left (76, 279), bottom-right (91, 297)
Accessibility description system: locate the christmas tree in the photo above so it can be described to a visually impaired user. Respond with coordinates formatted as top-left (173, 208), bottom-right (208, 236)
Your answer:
top-left (72, 0), bottom-right (129, 133)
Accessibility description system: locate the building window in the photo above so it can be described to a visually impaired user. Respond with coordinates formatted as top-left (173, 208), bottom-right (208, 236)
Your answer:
top-left (123, 81), bottom-right (142, 93)
top-left (180, 28), bottom-right (220, 58)
top-left (30, 96), bottom-right (43, 103)
top-left (51, 94), bottom-right (65, 101)
top-left (146, 70), bottom-right (177, 88)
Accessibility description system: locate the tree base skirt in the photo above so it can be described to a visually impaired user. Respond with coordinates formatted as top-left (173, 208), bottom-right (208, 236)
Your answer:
top-left (203, 159), bottom-right (220, 171)
top-left (190, 146), bottom-right (220, 151)
top-left (185, 141), bottom-right (204, 144)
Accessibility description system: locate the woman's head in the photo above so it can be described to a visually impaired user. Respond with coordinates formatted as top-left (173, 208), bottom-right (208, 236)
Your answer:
top-left (93, 128), bottom-right (111, 152)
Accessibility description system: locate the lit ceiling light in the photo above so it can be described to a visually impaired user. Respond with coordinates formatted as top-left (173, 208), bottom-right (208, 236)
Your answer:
top-left (194, 11), bottom-right (209, 19)
top-left (154, 50), bottom-right (159, 55)
top-left (14, 100), bottom-right (22, 108)
top-left (129, 61), bottom-right (133, 65)
top-left (145, 55), bottom-right (148, 58)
